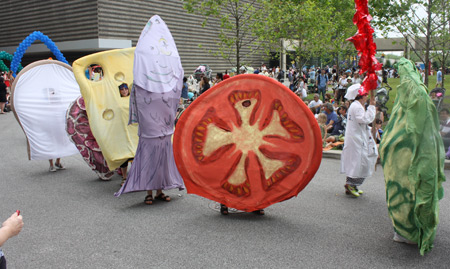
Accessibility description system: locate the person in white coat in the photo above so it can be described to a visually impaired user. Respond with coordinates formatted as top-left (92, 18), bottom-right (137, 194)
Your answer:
top-left (341, 84), bottom-right (378, 197)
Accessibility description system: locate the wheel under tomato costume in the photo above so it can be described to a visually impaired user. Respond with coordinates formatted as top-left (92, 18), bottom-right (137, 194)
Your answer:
top-left (173, 74), bottom-right (322, 212)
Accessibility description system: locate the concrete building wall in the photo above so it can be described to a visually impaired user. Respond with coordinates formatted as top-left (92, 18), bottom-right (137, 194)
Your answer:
top-left (1, 0), bottom-right (99, 46)
top-left (96, 0), bottom-right (265, 75)
top-left (1, 0), bottom-right (267, 75)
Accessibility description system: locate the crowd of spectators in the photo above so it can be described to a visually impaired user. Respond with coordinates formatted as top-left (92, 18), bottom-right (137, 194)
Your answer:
top-left (183, 63), bottom-right (391, 150)
top-left (0, 71), bottom-right (13, 114)
top-left (274, 64), bottom-right (387, 149)
top-left (183, 62), bottom-right (450, 153)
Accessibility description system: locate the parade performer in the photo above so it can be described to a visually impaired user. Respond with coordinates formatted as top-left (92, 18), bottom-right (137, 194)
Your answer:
top-left (342, 0), bottom-right (381, 197)
top-left (72, 48), bottom-right (138, 173)
top-left (11, 60), bottom-right (80, 168)
top-left (341, 84), bottom-right (378, 197)
top-left (173, 74), bottom-right (322, 214)
top-left (115, 15), bottom-right (185, 204)
top-left (118, 83), bottom-right (134, 186)
top-left (379, 58), bottom-right (445, 255)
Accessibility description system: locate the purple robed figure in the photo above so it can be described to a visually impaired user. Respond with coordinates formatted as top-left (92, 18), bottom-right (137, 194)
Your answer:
top-left (115, 15), bottom-right (185, 203)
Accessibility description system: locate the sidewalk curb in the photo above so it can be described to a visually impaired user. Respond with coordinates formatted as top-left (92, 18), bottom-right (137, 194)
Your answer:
top-left (322, 150), bottom-right (450, 170)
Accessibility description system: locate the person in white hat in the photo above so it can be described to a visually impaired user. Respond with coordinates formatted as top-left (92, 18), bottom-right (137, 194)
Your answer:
top-left (340, 84), bottom-right (378, 197)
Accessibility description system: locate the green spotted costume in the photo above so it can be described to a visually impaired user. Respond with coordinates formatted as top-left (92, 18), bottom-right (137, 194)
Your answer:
top-left (379, 58), bottom-right (445, 255)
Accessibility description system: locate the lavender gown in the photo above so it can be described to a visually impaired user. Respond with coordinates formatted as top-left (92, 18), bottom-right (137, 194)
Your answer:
top-left (114, 84), bottom-right (184, 196)
top-left (115, 15), bottom-right (185, 196)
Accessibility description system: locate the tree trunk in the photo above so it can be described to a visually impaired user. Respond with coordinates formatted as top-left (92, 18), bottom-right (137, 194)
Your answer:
top-left (235, 1), bottom-right (240, 72)
top-left (336, 52), bottom-right (340, 76)
top-left (404, 36), bottom-right (409, 59)
top-left (424, 0), bottom-right (433, 88)
top-left (236, 19), bottom-right (240, 72)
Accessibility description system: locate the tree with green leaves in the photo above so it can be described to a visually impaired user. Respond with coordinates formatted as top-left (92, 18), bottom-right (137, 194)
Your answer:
top-left (256, 0), bottom-right (356, 74)
top-left (182, 0), bottom-right (263, 71)
top-left (372, 0), bottom-right (450, 87)
top-left (430, 0), bottom-right (450, 88)
top-left (324, 0), bottom-right (358, 74)
top-left (255, 0), bottom-right (327, 70)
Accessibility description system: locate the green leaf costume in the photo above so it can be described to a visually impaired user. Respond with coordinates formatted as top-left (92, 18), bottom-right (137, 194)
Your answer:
top-left (379, 58), bottom-right (445, 255)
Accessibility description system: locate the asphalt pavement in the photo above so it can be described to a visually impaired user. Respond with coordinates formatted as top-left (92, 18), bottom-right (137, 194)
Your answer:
top-left (1, 112), bottom-right (449, 269)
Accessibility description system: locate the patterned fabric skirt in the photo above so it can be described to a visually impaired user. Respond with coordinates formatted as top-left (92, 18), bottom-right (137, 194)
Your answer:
top-left (346, 177), bottom-right (365, 186)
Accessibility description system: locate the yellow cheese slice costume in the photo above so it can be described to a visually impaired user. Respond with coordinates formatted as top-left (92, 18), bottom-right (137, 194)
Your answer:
top-left (72, 48), bottom-right (138, 170)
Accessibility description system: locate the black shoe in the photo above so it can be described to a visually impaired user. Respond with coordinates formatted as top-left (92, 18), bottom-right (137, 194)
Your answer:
top-left (220, 204), bottom-right (228, 215)
top-left (253, 209), bottom-right (265, 215)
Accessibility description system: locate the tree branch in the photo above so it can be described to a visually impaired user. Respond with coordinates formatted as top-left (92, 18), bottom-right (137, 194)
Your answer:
top-left (238, 0), bottom-right (257, 21)
top-left (228, 0), bottom-right (237, 17)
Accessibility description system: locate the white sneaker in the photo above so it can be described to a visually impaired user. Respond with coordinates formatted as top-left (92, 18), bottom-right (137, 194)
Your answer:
top-left (49, 166), bottom-right (57, 172)
top-left (393, 232), bottom-right (417, 245)
top-left (55, 163), bottom-right (65, 170)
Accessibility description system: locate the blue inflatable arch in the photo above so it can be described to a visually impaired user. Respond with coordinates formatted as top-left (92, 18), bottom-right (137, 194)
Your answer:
top-left (10, 31), bottom-right (68, 77)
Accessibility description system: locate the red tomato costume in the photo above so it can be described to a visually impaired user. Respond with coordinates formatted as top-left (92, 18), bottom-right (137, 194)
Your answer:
top-left (173, 75), bottom-right (322, 211)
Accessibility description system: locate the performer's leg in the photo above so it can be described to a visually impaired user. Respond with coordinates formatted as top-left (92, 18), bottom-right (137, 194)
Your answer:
top-left (345, 177), bottom-right (365, 197)
top-left (345, 177), bottom-right (365, 187)
top-left (49, 159), bottom-right (56, 172)
top-left (119, 159), bottom-right (129, 186)
top-left (0, 102), bottom-right (5, 114)
top-left (144, 190), bottom-right (153, 205)
top-left (120, 167), bottom-right (127, 186)
top-left (55, 158), bottom-right (64, 170)
top-left (220, 204), bottom-right (229, 215)
top-left (252, 209), bottom-right (265, 215)
top-left (155, 190), bottom-right (171, 202)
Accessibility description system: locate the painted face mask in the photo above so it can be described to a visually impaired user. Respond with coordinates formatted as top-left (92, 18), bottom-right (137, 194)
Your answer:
top-left (133, 15), bottom-right (183, 94)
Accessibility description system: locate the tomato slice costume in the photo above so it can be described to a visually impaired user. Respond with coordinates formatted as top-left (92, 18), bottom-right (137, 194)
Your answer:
top-left (173, 74), bottom-right (322, 211)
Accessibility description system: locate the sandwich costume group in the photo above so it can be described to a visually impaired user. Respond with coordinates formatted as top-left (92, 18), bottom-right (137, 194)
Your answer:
top-left (7, 6), bottom-right (446, 257)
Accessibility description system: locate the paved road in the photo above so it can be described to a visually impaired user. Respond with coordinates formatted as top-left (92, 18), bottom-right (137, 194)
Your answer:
top-left (1, 112), bottom-right (449, 268)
